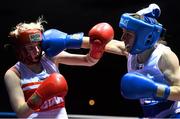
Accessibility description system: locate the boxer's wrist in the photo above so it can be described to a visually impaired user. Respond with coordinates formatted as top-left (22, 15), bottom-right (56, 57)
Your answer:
top-left (27, 93), bottom-right (43, 110)
top-left (86, 53), bottom-right (99, 64)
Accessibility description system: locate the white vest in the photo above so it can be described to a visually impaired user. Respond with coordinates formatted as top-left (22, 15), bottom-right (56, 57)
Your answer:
top-left (14, 55), bottom-right (68, 118)
top-left (127, 44), bottom-right (180, 117)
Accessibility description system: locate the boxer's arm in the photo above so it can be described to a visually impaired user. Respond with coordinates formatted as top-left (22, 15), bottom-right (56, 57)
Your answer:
top-left (159, 48), bottom-right (180, 101)
top-left (52, 51), bottom-right (98, 66)
top-left (4, 69), bottom-right (33, 118)
top-left (81, 37), bottom-right (129, 56)
top-left (105, 40), bottom-right (128, 56)
top-left (51, 23), bottom-right (115, 66)
top-left (80, 36), bottom-right (91, 49)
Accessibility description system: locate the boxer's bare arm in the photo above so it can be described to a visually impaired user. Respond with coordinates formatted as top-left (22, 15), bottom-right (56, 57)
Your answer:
top-left (159, 48), bottom-right (180, 101)
top-left (4, 69), bottom-right (33, 117)
top-left (105, 40), bottom-right (128, 56)
top-left (52, 23), bottom-right (114, 66)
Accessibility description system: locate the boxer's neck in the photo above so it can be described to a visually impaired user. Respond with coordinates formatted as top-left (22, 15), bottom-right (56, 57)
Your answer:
top-left (136, 47), bottom-right (155, 64)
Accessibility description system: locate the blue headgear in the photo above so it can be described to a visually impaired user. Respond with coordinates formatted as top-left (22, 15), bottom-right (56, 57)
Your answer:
top-left (119, 13), bottom-right (165, 54)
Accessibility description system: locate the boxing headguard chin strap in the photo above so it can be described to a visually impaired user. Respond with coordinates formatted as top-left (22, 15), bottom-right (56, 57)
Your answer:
top-left (119, 13), bottom-right (164, 54)
top-left (13, 29), bottom-right (43, 64)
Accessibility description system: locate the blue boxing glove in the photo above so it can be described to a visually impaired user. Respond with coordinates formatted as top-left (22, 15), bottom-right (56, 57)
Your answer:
top-left (136, 3), bottom-right (161, 18)
top-left (121, 72), bottom-right (170, 100)
top-left (42, 29), bottom-right (84, 57)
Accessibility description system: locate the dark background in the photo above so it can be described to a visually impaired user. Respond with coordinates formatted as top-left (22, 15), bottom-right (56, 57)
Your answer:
top-left (0, 0), bottom-right (179, 117)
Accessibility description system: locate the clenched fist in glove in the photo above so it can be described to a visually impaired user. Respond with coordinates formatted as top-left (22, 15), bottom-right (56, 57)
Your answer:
top-left (27, 73), bottom-right (68, 110)
top-left (88, 22), bottom-right (114, 59)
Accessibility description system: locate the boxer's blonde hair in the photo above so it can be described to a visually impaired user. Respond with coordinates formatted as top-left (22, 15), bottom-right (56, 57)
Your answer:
top-left (9, 17), bottom-right (46, 38)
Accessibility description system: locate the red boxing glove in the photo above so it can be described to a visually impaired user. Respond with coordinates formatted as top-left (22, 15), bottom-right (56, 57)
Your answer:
top-left (27, 73), bottom-right (68, 110)
top-left (88, 22), bottom-right (114, 59)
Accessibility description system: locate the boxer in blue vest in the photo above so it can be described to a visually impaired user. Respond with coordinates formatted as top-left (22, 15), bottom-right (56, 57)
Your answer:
top-left (104, 3), bottom-right (180, 118)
